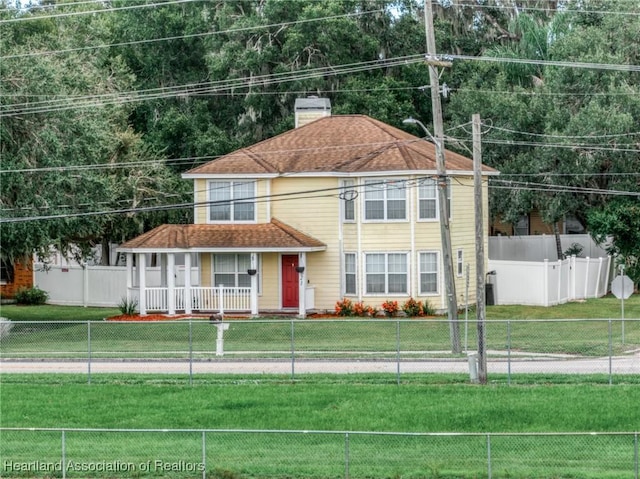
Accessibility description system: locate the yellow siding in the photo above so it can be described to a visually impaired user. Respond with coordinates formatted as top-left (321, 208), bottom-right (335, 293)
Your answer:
top-left (270, 177), bottom-right (341, 309)
top-left (259, 253), bottom-right (280, 310)
top-left (200, 254), bottom-right (211, 287)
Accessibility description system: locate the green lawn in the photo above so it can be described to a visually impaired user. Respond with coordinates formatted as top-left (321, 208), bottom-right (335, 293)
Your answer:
top-left (2, 294), bottom-right (639, 322)
top-left (2, 298), bottom-right (639, 478)
top-left (1, 377), bottom-right (639, 478)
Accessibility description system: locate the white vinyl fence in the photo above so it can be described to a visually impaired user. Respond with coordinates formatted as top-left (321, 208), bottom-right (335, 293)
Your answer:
top-left (488, 256), bottom-right (611, 306)
top-left (489, 234), bottom-right (608, 262)
top-left (33, 263), bottom-right (199, 308)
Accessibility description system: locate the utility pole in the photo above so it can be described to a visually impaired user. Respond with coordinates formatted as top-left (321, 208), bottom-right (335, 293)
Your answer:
top-left (424, 0), bottom-right (460, 353)
top-left (473, 113), bottom-right (488, 384)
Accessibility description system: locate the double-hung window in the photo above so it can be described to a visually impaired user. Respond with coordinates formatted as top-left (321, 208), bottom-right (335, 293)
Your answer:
top-left (209, 180), bottom-right (255, 222)
top-left (418, 178), bottom-right (451, 220)
top-left (341, 179), bottom-right (356, 222)
top-left (365, 253), bottom-right (408, 294)
top-left (344, 253), bottom-right (357, 295)
top-left (213, 254), bottom-right (259, 291)
top-left (419, 252), bottom-right (439, 295)
top-left (364, 179), bottom-right (407, 221)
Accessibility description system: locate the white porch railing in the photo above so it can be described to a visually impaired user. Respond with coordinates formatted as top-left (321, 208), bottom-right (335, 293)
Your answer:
top-left (144, 286), bottom-right (251, 313)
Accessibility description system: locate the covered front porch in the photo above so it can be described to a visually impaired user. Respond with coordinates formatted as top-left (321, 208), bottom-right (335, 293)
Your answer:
top-left (118, 221), bottom-right (326, 318)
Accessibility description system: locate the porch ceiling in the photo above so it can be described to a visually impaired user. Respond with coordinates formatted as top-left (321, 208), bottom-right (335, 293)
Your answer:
top-left (117, 218), bottom-right (326, 253)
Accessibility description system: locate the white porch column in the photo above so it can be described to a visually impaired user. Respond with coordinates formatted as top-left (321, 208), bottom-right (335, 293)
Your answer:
top-left (184, 252), bottom-right (192, 315)
top-left (138, 253), bottom-right (147, 315)
top-left (126, 253), bottom-right (133, 302)
top-left (167, 252), bottom-right (175, 315)
top-left (160, 254), bottom-right (168, 287)
top-left (298, 252), bottom-right (307, 318)
top-left (250, 253), bottom-right (258, 317)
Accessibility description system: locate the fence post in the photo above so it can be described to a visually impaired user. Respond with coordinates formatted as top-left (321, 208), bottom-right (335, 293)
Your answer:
top-left (507, 320), bottom-right (511, 386)
top-left (344, 432), bottom-right (350, 479)
top-left (634, 431), bottom-right (639, 479)
top-left (396, 320), bottom-right (401, 385)
top-left (486, 433), bottom-right (492, 479)
top-left (218, 285), bottom-right (225, 317)
top-left (608, 319), bottom-right (613, 386)
top-left (202, 431), bottom-right (206, 479)
top-left (61, 430), bottom-right (66, 479)
top-left (87, 322), bottom-right (91, 385)
top-left (290, 319), bottom-right (295, 380)
top-left (189, 320), bottom-right (193, 386)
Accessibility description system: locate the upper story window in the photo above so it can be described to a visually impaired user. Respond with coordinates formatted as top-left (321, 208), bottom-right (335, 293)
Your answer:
top-left (418, 177), bottom-right (451, 220)
top-left (364, 179), bottom-right (407, 221)
top-left (208, 180), bottom-right (256, 222)
top-left (340, 179), bottom-right (356, 222)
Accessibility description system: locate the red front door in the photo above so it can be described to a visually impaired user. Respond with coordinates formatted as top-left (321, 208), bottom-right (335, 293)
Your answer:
top-left (281, 255), bottom-right (299, 308)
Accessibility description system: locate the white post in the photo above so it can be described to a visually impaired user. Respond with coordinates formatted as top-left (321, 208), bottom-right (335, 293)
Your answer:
top-left (250, 253), bottom-right (258, 317)
top-left (584, 257), bottom-right (591, 299)
top-left (543, 259), bottom-right (549, 307)
top-left (184, 253), bottom-right (192, 315)
top-left (557, 259), bottom-right (562, 304)
top-left (82, 262), bottom-right (89, 308)
top-left (298, 252), bottom-right (306, 318)
top-left (138, 253), bottom-right (147, 315)
top-left (126, 253), bottom-right (133, 302)
top-left (167, 253), bottom-right (175, 315)
top-left (215, 322), bottom-right (230, 356)
top-left (595, 257), bottom-right (603, 298)
top-left (218, 284), bottom-right (224, 318)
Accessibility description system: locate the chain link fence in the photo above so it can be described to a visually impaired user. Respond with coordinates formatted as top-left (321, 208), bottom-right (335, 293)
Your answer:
top-left (1, 427), bottom-right (638, 478)
top-left (1, 319), bottom-right (639, 383)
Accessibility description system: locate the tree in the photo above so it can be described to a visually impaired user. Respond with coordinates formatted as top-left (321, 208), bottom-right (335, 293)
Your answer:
top-left (588, 198), bottom-right (640, 284)
top-left (0, 2), bottom-right (189, 266)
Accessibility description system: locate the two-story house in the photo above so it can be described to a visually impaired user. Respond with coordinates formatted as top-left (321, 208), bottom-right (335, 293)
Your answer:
top-left (118, 98), bottom-right (498, 316)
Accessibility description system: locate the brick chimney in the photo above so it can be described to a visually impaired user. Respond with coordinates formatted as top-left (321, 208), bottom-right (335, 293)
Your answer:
top-left (294, 97), bottom-right (331, 128)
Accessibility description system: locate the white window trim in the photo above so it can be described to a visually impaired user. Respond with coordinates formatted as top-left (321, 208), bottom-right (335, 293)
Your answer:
top-left (418, 250), bottom-right (440, 296)
top-left (340, 179), bottom-right (356, 223)
top-left (343, 252), bottom-right (357, 296)
top-left (363, 252), bottom-right (410, 296)
top-left (417, 177), bottom-right (452, 222)
top-left (362, 178), bottom-right (409, 223)
top-left (207, 180), bottom-right (257, 224)
top-left (211, 253), bottom-right (261, 294)
top-left (456, 249), bottom-right (464, 278)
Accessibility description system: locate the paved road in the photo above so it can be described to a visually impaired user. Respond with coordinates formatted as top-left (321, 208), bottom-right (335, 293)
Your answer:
top-left (1, 354), bottom-right (638, 375)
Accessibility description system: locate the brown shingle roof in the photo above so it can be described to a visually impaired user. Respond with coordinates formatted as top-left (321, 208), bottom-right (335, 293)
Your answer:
top-left (118, 219), bottom-right (326, 251)
top-left (185, 115), bottom-right (496, 176)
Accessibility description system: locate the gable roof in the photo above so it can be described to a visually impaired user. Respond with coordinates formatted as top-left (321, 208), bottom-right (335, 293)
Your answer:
top-left (118, 218), bottom-right (326, 252)
top-left (184, 115), bottom-right (497, 176)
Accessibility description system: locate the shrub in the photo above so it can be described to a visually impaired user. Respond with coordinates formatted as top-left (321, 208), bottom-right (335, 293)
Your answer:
top-left (381, 300), bottom-right (399, 317)
top-left (402, 298), bottom-right (424, 317)
top-left (334, 298), bottom-right (354, 317)
top-left (118, 297), bottom-right (139, 316)
top-left (14, 286), bottom-right (48, 305)
top-left (352, 301), bottom-right (375, 317)
top-left (422, 299), bottom-right (436, 316)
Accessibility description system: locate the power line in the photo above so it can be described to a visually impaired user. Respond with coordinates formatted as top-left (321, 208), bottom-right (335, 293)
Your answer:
top-left (447, 2), bottom-right (640, 17)
top-left (447, 54), bottom-right (640, 73)
top-left (0, 0), bottom-right (201, 23)
top-left (1, 9), bottom-right (385, 59)
top-left (0, 54), bottom-right (425, 116)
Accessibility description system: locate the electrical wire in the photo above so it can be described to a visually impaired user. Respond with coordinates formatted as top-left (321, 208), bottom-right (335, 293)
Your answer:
top-left (1, 9), bottom-right (385, 59)
top-left (0, 55), bottom-right (425, 116)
